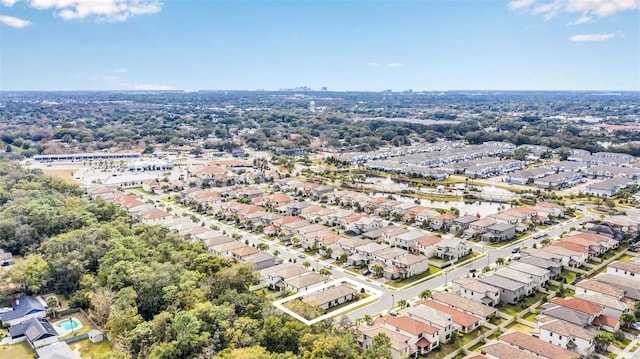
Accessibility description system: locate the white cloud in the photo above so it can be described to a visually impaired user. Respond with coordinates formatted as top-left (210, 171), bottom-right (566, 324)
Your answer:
top-left (0, 0), bottom-right (20, 6)
top-left (567, 14), bottom-right (593, 25)
top-left (569, 32), bottom-right (616, 41)
top-left (508, 0), bottom-right (536, 10)
top-left (368, 62), bottom-right (382, 67)
top-left (0, 15), bottom-right (32, 28)
top-left (387, 63), bottom-right (403, 68)
top-left (101, 74), bottom-right (173, 90)
top-left (511, 0), bottom-right (640, 23)
top-left (131, 83), bottom-right (173, 90)
top-left (8, 0), bottom-right (162, 22)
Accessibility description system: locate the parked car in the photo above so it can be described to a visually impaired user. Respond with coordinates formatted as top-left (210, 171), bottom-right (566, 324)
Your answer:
top-left (629, 245), bottom-right (638, 252)
top-left (362, 269), bottom-right (371, 276)
top-left (324, 264), bottom-right (332, 269)
top-left (511, 246), bottom-right (521, 254)
top-left (390, 312), bottom-right (399, 317)
top-left (298, 254), bottom-right (306, 259)
top-left (469, 268), bottom-right (477, 273)
top-left (631, 322), bottom-right (640, 330)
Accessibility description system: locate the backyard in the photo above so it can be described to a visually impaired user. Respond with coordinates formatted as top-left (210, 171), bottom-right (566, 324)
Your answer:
top-left (76, 337), bottom-right (113, 358)
top-left (0, 341), bottom-right (34, 359)
top-left (427, 327), bottom-right (489, 359)
top-left (386, 264), bottom-right (442, 288)
top-left (497, 292), bottom-right (546, 316)
top-left (56, 311), bottom-right (99, 340)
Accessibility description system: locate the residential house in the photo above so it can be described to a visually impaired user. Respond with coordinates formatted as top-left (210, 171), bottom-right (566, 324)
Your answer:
top-left (208, 241), bottom-right (246, 257)
top-left (263, 263), bottom-right (309, 291)
top-left (393, 230), bottom-right (433, 250)
top-left (357, 324), bottom-right (415, 359)
top-left (519, 255), bottom-right (562, 279)
top-left (494, 268), bottom-right (536, 296)
top-left (421, 300), bottom-right (482, 334)
top-left (36, 342), bottom-right (80, 359)
top-left (480, 342), bottom-right (538, 359)
top-left (593, 273), bottom-right (640, 301)
top-left (507, 262), bottom-right (550, 289)
top-left (575, 279), bottom-right (625, 300)
top-left (575, 292), bottom-right (630, 318)
top-left (414, 235), bottom-right (442, 257)
top-left (452, 278), bottom-right (501, 307)
top-left (390, 254), bottom-right (429, 278)
top-left (482, 223), bottom-right (516, 242)
top-left (242, 252), bottom-right (279, 271)
top-left (378, 315), bottom-right (440, 354)
top-left (431, 292), bottom-right (497, 321)
top-left (607, 261), bottom-right (640, 283)
top-left (498, 331), bottom-right (577, 359)
top-left (586, 177), bottom-right (635, 197)
top-left (408, 304), bottom-right (455, 343)
top-left (534, 319), bottom-right (596, 355)
top-left (302, 284), bottom-right (357, 310)
top-left (0, 296), bottom-right (46, 326)
top-left (7, 317), bottom-right (58, 348)
top-left (477, 275), bottom-right (526, 304)
top-left (284, 272), bottom-right (329, 293)
top-left (541, 245), bottom-right (587, 268)
top-left (435, 238), bottom-right (468, 262)
top-left (430, 213), bottom-right (457, 231)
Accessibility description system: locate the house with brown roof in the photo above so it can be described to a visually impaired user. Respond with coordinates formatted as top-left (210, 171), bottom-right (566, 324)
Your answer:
top-left (480, 342), bottom-right (538, 359)
top-left (430, 292), bottom-right (497, 320)
top-left (414, 235), bottom-right (443, 257)
top-left (421, 300), bottom-right (481, 333)
top-left (208, 241), bottom-right (246, 257)
top-left (369, 315), bottom-right (440, 355)
top-left (302, 284), bottom-right (357, 310)
top-left (499, 331), bottom-right (577, 359)
top-left (284, 272), bottom-right (329, 293)
top-left (357, 324), bottom-right (415, 359)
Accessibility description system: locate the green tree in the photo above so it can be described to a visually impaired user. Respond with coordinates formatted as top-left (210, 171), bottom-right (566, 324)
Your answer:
top-left (371, 264), bottom-right (384, 278)
top-left (363, 333), bottom-right (392, 359)
top-left (397, 299), bottom-right (409, 310)
top-left (594, 331), bottom-right (614, 353)
top-left (620, 312), bottom-right (636, 329)
top-left (10, 254), bottom-right (50, 294)
top-left (418, 289), bottom-right (432, 300)
top-left (495, 257), bottom-right (506, 266)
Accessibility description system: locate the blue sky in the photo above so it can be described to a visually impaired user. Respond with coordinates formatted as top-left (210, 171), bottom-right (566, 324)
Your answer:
top-left (1, 0), bottom-right (638, 91)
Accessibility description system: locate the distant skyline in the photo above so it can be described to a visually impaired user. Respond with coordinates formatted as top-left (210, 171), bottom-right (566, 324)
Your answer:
top-left (1, 0), bottom-right (639, 91)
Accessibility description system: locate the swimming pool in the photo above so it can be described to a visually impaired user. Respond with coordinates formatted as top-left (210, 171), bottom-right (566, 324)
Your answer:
top-left (55, 317), bottom-right (81, 331)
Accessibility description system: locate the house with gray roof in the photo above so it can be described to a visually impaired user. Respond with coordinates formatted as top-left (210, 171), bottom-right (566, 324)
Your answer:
top-left (7, 317), bottom-right (58, 348)
top-left (477, 274), bottom-right (526, 304)
top-left (0, 295), bottom-right (46, 326)
top-left (36, 342), bottom-right (79, 359)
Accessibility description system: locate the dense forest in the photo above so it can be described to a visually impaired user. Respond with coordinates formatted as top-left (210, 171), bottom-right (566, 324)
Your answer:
top-left (0, 160), bottom-right (387, 359)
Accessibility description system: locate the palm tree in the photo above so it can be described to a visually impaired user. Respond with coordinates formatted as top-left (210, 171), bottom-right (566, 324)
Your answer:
top-left (302, 261), bottom-right (311, 270)
top-left (319, 268), bottom-right (331, 277)
top-left (372, 264), bottom-right (384, 278)
top-left (397, 299), bottom-right (409, 310)
top-left (419, 289), bottom-right (432, 300)
top-left (620, 313), bottom-right (636, 329)
top-left (594, 331), bottom-right (614, 353)
top-left (495, 257), bottom-right (506, 266)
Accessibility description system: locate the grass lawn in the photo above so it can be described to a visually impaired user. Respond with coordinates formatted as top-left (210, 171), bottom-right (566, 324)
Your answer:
top-left (498, 292), bottom-right (546, 317)
top-left (612, 336), bottom-right (632, 350)
top-left (456, 250), bottom-right (482, 264)
top-left (386, 266), bottom-right (441, 288)
top-left (487, 330), bottom-right (503, 340)
top-left (468, 341), bottom-right (485, 353)
top-left (618, 254), bottom-right (634, 262)
top-left (548, 284), bottom-right (559, 292)
top-left (588, 265), bottom-right (608, 278)
top-left (129, 186), bottom-right (154, 196)
top-left (75, 338), bottom-right (112, 358)
top-left (490, 316), bottom-right (507, 327)
top-left (560, 271), bottom-right (577, 285)
top-left (505, 322), bottom-right (534, 333)
top-left (522, 310), bottom-right (538, 323)
top-left (0, 341), bottom-right (34, 359)
top-left (56, 311), bottom-right (99, 340)
top-left (429, 329), bottom-right (488, 359)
